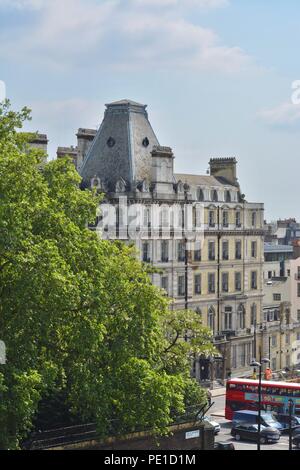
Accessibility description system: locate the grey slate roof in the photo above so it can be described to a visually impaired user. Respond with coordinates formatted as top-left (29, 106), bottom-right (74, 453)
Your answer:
top-left (264, 243), bottom-right (293, 253)
top-left (80, 99), bottom-right (159, 189)
top-left (175, 173), bottom-right (237, 188)
top-left (106, 99), bottom-right (146, 108)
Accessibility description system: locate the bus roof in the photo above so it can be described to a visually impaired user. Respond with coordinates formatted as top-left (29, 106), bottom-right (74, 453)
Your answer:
top-left (228, 378), bottom-right (300, 389)
top-left (233, 410), bottom-right (267, 416)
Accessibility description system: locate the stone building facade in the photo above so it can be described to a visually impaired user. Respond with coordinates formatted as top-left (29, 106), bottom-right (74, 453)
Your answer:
top-left (61, 99), bottom-right (265, 381)
top-left (262, 239), bottom-right (300, 374)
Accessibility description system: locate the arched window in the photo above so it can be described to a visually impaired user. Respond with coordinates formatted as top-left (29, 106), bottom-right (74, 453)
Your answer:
top-left (197, 188), bottom-right (204, 202)
top-left (238, 304), bottom-right (246, 329)
top-left (208, 306), bottom-right (216, 333)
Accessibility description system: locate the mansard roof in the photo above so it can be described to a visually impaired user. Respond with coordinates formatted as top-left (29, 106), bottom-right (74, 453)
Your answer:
top-left (106, 99), bottom-right (146, 108)
top-left (80, 99), bottom-right (159, 188)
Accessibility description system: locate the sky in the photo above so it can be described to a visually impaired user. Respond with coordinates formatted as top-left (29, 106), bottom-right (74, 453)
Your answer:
top-left (0, 0), bottom-right (299, 221)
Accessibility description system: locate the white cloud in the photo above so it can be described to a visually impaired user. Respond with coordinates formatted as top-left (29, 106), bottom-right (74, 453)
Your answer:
top-left (131, 0), bottom-right (229, 8)
top-left (259, 102), bottom-right (300, 128)
top-left (0, 0), bottom-right (253, 74)
top-left (0, 0), bottom-right (43, 9)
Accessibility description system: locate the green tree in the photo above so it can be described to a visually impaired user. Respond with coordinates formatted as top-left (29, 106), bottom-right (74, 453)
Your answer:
top-left (0, 101), bottom-right (214, 449)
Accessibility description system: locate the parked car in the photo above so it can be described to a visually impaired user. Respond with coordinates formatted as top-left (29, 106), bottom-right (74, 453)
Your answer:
top-left (214, 441), bottom-right (235, 450)
top-left (274, 413), bottom-right (300, 432)
top-left (292, 434), bottom-right (300, 449)
top-left (293, 426), bottom-right (300, 437)
top-left (202, 415), bottom-right (220, 434)
top-left (231, 424), bottom-right (281, 444)
top-left (232, 410), bottom-right (283, 431)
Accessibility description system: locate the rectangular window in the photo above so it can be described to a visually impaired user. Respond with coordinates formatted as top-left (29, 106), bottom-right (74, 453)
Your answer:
top-left (297, 333), bottom-right (300, 341)
top-left (272, 335), bottom-right (277, 347)
top-left (161, 240), bottom-right (169, 262)
top-left (235, 272), bottom-right (242, 291)
top-left (240, 344), bottom-right (246, 367)
top-left (178, 275), bottom-right (185, 297)
top-left (251, 241), bottom-right (257, 258)
top-left (236, 211), bottom-right (241, 227)
top-left (298, 283), bottom-right (300, 298)
top-left (251, 305), bottom-right (257, 326)
top-left (273, 293), bottom-right (281, 301)
top-left (209, 210), bottom-right (215, 227)
top-left (232, 345), bottom-right (237, 369)
top-left (178, 241), bottom-right (185, 262)
top-left (161, 276), bottom-right (168, 293)
top-left (222, 272), bottom-right (229, 292)
top-left (252, 212), bottom-right (257, 227)
top-left (272, 358), bottom-right (277, 371)
top-left (224, 306), bottom-right (232, 330)
top-left (194, 248), bottom-right (201, 261)
top-left (194, 207), bottom-right (202, 227)
top-left (142, 242), bottom-right (150, 262)
top-left (235, 240), bottom-right (242, 260)
top-left (208, 273), bottom-right (215, 294)
top-left (144, 208), bottom-right (150, 227)
top-left (286, 333), bottom-right (290, 345)
top-left (251, 271), bottom-right (257, 290)
top-left (160, 208), bottom-right (169, 228)
top-left (223, 211), bottom-right (229, 227)
top-left (222, 240), bottom-right (229, 260)
top-left (298, 310), bottom-right (300, 322)
top-left (194, 274), bottom-right (201, 295)
top-left (208, 241), bottom-right (215, 261)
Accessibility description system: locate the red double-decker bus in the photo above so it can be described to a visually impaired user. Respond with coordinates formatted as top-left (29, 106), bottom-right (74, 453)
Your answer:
top-left (225, 378), bottom-right (300, 420)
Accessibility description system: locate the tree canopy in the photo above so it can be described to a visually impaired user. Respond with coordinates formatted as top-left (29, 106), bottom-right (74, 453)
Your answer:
top-left (0, 101), bottom-right (215, 449)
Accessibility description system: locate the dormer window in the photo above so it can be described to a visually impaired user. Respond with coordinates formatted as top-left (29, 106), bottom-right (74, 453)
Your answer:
top-left (197, 188), bottom-right (204, 202)
top-left (225, 190), bottom-right (231, 203)
top-left (177, 181), bottom-right (184, 193)
top-left (115, 179), bottom-right (126, 193)
top-left (107, 137), bottom-right (116, 148)
top-left (211, 190), bottom-right (218, 202)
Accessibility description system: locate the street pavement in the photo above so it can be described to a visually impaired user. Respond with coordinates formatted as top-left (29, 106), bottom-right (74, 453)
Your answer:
top-left (208, 393), bottom-right (298, 451)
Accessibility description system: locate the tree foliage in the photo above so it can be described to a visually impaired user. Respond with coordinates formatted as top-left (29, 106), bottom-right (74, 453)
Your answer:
top-left (0, 101), bottom-right (215, 449)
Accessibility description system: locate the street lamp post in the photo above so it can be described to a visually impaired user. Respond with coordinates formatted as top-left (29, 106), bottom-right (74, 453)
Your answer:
top-left (288, 399), bottom-right (294, 451)
top-left (250, 352), bottom-right (270, 451)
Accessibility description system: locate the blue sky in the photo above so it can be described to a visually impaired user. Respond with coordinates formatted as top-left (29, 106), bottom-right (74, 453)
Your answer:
top-left (0, 0), bottom-right (299, 221)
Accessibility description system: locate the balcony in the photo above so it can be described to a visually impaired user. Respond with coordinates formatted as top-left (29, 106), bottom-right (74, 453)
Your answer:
top-left (235, 328), bottom-right (253, 337)
top-left (221, 330), bottom-right (236, 338)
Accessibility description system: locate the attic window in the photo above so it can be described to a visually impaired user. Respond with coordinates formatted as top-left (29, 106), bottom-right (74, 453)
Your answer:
top-left (107, 137), bottom-right (116, 148)
top-left (142, 137), bottom-right (149, 147)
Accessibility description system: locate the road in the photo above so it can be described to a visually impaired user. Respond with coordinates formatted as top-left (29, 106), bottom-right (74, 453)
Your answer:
top-left (209, 393), bottom-right (298, 451)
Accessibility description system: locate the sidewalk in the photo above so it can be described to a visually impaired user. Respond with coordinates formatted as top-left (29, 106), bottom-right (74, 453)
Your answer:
top-left (210, 387), bottom-right (226, 397)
